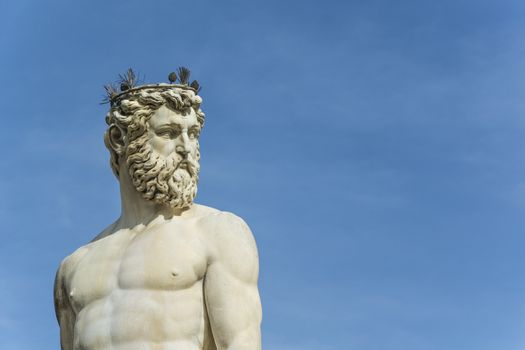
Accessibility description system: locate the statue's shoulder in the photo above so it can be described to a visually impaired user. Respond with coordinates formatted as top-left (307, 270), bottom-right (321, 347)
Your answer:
top-left (57, 221), bottom-right (116, 277)
top-left (192, 203), bottom-right (251, 232)
top-left (56, 244), bottom-right (90, 282)
top-left (194, 204), bottom-right (258, 269)
top-left (190, 203), bottom-right (223, 217)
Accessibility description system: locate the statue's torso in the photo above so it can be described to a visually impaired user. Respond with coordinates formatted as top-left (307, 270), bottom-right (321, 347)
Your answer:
top-left (65, 216), bottom-right (216, 350)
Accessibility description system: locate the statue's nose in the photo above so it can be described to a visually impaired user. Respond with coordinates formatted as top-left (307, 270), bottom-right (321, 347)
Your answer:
top-left (176, 134), bottom-right (191, 156)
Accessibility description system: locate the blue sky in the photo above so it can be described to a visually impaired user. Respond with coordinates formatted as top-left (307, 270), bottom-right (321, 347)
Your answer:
top-left (1, 0), bottom-right (525, 349)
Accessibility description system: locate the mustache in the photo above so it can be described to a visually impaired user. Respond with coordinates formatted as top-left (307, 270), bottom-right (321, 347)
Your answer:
top-left (173, 156), bottom-right (199, 176)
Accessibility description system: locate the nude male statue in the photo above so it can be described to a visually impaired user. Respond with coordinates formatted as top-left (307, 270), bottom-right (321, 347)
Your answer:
top-left (54, 69), bottom-right (262, 350)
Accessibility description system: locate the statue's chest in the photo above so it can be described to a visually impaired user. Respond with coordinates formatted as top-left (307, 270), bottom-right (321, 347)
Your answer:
top-left (69, 226), bottom-right (208, 311)
top-left (118, 228), bottom-right (208, 290)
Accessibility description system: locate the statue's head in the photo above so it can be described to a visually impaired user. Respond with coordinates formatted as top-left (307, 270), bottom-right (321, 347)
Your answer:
top-left (103, 68), bottom-right (205, 209)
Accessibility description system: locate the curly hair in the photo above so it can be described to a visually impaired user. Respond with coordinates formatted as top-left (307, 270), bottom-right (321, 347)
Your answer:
top-left (103, 87), bottom-right (205, 178)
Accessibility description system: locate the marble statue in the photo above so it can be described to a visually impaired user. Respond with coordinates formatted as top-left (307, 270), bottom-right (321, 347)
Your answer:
top-left (54, 68), bottom-right (262, 350)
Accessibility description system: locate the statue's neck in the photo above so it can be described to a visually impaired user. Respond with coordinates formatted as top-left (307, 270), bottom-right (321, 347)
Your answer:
top-left (116, 166), bottom-right (188, 230)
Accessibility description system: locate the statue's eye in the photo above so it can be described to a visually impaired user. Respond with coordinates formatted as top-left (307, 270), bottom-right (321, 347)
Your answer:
top-left (188, 129), bottom-right (200, 139)
top-left (157, 129), bottom-right (177, 139)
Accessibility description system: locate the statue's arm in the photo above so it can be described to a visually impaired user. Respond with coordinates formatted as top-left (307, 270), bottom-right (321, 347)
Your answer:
top-left (204, 213), bottom-right (262, 350)
top-left (54, 260), bottom-right (76, 350)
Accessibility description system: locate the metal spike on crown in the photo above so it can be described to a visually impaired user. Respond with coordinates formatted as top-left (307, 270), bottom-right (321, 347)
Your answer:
top-left (102, 66), bottom-right (202, 105)
top-left (177, 67), bottom-right (191, 85)
top-left (118, 68), bottom-right (137, 91)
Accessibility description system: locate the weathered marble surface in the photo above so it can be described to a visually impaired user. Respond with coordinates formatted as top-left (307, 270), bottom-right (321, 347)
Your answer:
top-left (54, 79), bottom-right (262, 350)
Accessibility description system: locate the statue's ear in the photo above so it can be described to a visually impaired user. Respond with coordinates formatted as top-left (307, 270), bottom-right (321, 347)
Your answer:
top-left (108, 124), bottom-right (126, 155)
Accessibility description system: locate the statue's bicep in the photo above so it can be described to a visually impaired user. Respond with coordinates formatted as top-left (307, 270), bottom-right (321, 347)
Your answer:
top-left (54, 263), bottom-right (76, 350)
top-left (204, 262), bottom-right (262, 349)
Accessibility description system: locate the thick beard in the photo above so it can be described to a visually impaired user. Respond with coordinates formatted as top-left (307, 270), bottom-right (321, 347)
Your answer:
top-left (125, 135), bottom-right (200, 209)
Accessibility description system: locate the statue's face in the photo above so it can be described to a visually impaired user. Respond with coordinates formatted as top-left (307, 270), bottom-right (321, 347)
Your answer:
top-left (146, 105), bottom-right (201, 165)
top-left (125, 105), bottom-right (201, 208)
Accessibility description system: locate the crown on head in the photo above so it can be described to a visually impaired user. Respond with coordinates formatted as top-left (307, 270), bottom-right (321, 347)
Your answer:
top-left (103, 67), bottom-right (201, 105)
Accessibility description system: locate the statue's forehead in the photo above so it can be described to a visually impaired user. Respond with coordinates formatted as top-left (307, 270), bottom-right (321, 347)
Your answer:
top-left (149, 105), bottom-right (198, 127)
